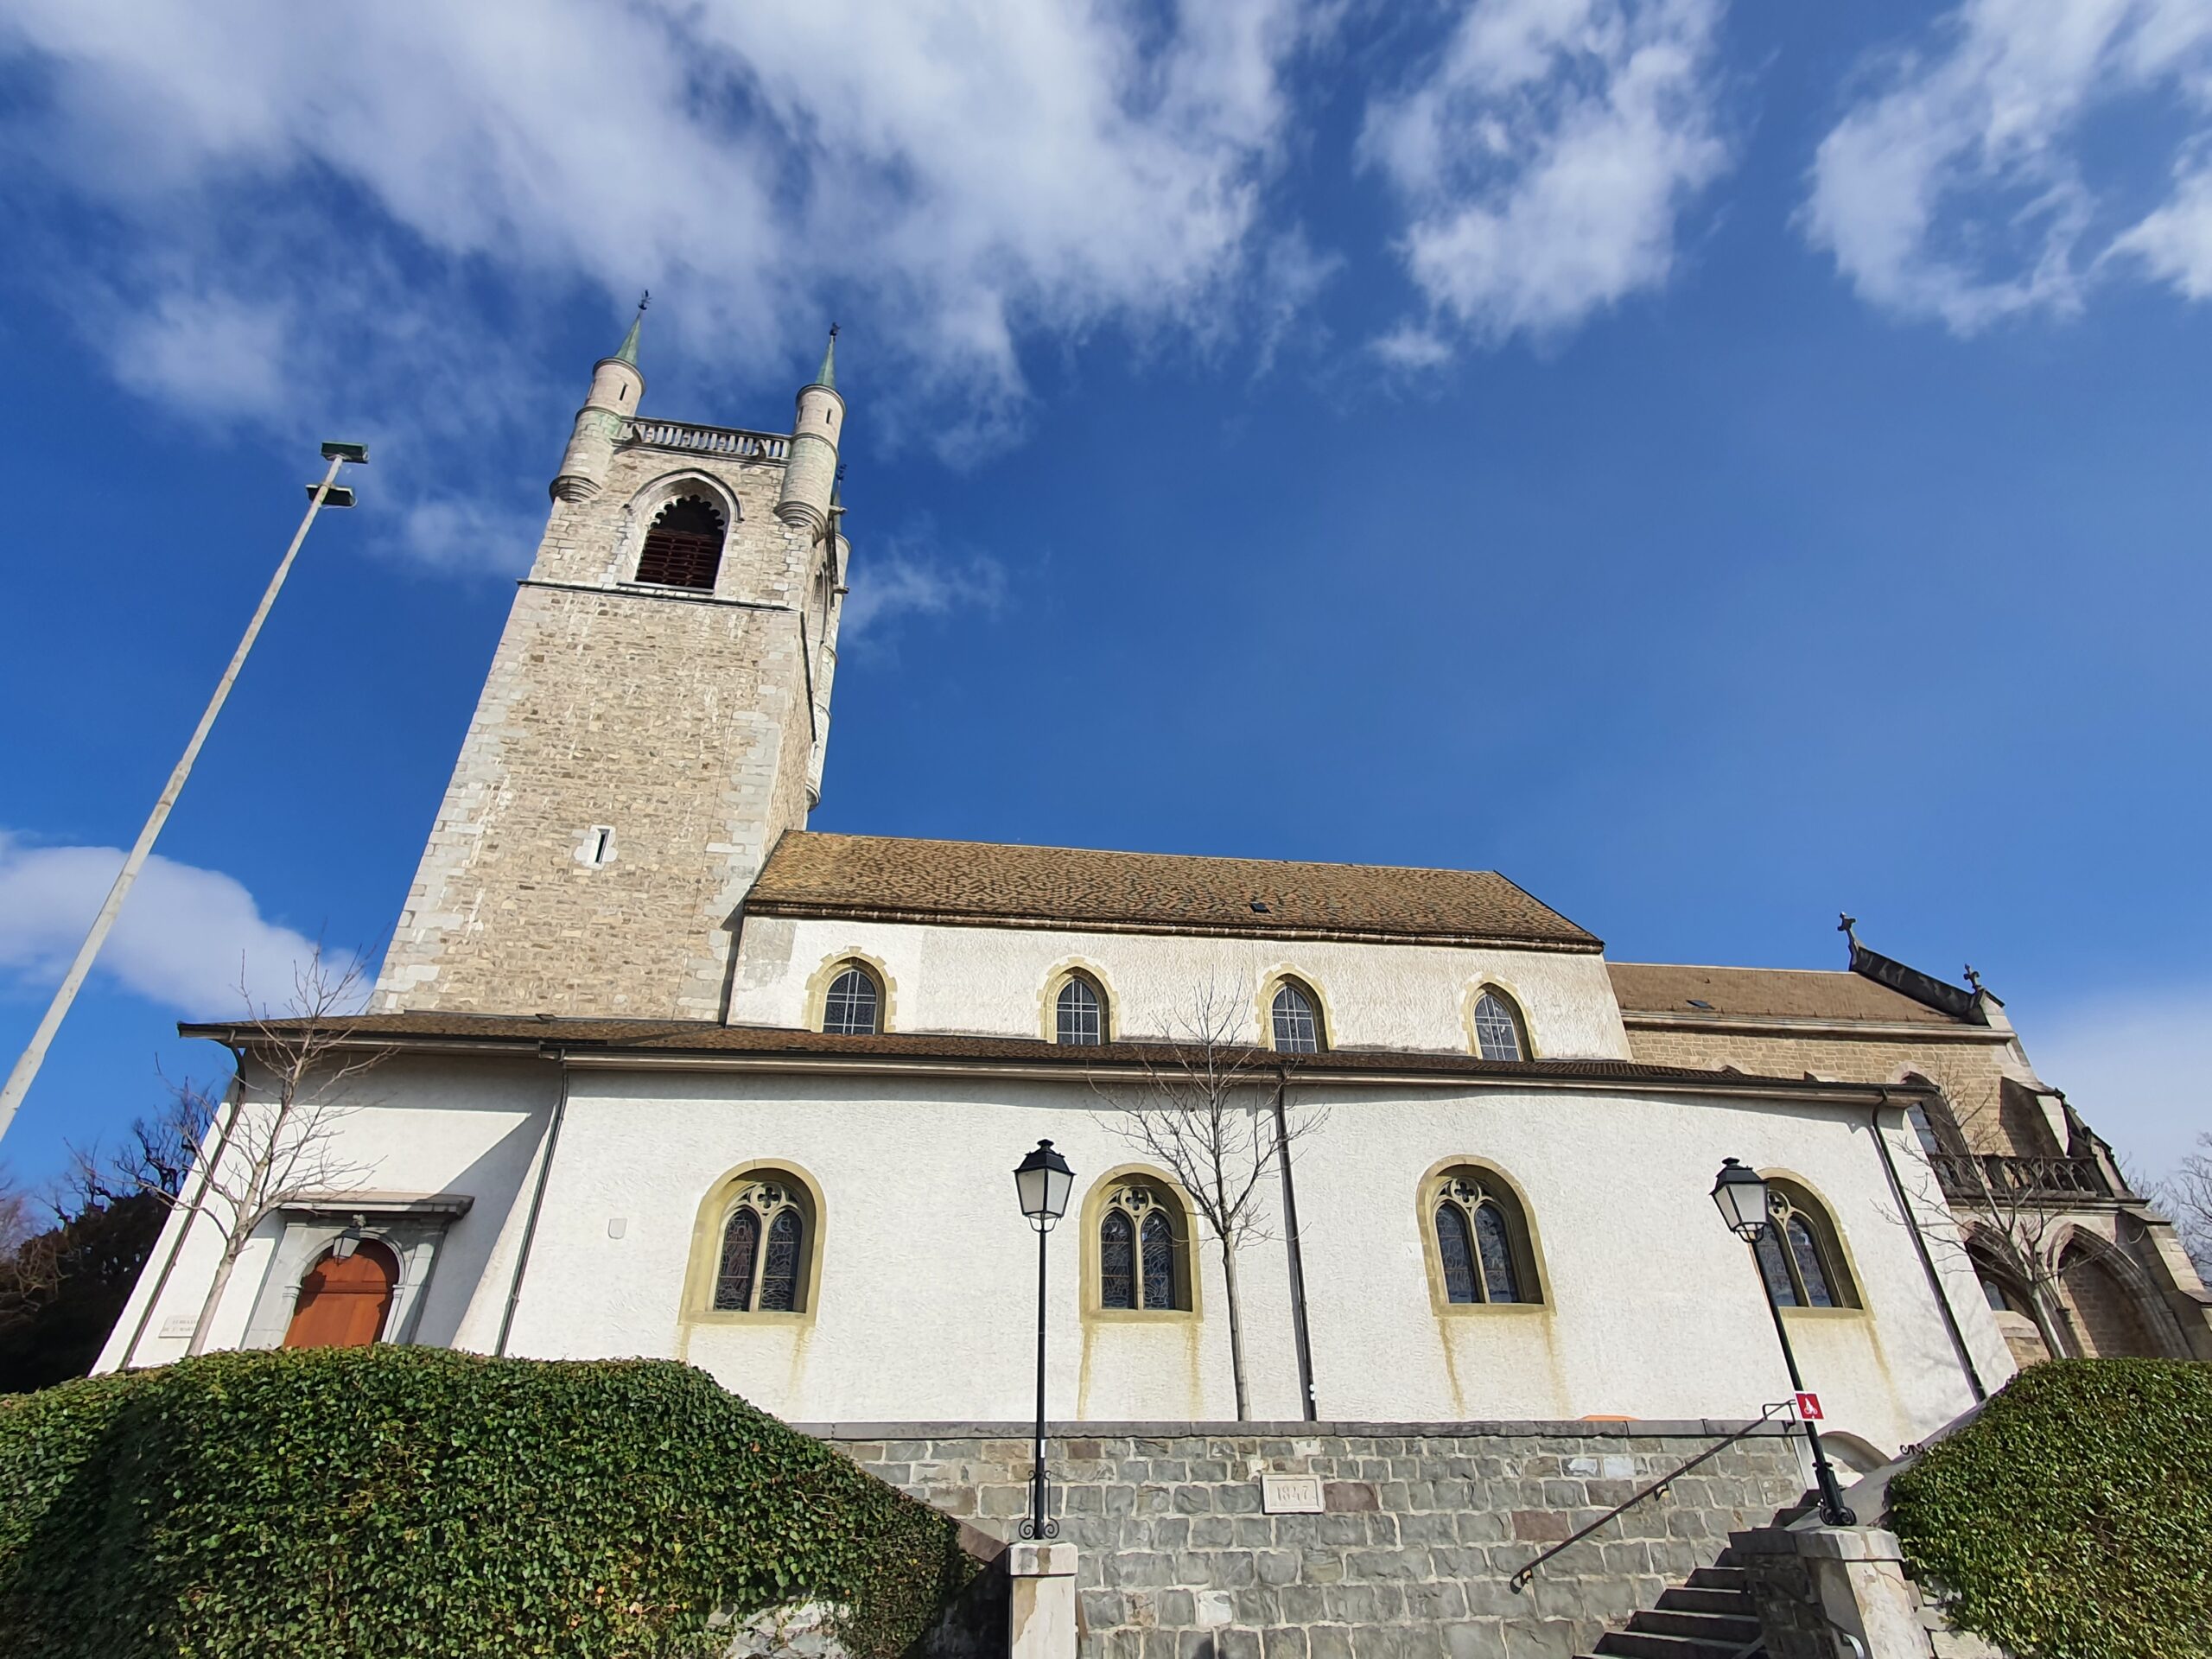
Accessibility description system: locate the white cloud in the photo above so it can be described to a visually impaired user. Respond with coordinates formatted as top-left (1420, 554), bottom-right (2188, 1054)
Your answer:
top-left (0, 832), bottom-right (328, 1014)
top-left (2025, 981), bottom-right (2212, 1185)
top-left (840, 524), bottom-right (1007, 645)
top-left (0, 0), bottom-right (1330, 467)
top-left (1804, 0), bottom-right (2212, 333)
top-left (1358, 0), bottom-right (1731, 350)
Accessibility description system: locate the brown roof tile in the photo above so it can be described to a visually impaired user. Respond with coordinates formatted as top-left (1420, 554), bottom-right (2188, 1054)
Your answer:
top-left (746, 833), bottom-right (1599, 950)
top-left (1607, 963), bottom-right (1961, 1026)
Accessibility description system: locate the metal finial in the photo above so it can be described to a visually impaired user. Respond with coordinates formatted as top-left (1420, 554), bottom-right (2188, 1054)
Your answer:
top-left (1963, 964), bottom-right (1984, 995)
top-left (1837, 912), bottom-right (1858, 944)
top-left (638, 289), bottom-right (650, 314)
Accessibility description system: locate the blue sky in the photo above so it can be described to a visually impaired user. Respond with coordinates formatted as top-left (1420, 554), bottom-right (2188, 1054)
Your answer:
top-left (2, 0), bottom-right (2208, 1194)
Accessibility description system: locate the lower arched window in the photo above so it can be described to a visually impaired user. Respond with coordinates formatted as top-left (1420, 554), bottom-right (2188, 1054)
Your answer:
top-left (713, 1178), bottom-right (812, 1313)
top-left (1096, 1179), bottom-right (1189, 1311)
top-left (1270, 980), bottom-right (1324, 1052)
top-left (1471, 988), bottom-right (1526, 1061)
top-left (1430, 1167), bottom-right (1540, 1305)
top-left (1754, 1180), bottom-right (1859, 1309)
top-left (822, 962), bottom-right (881, 1034)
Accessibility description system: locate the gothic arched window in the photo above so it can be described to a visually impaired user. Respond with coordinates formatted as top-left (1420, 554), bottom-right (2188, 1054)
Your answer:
top-left (1430, 1166), bottom-right (1541, 1305)
top-left (822, 963), bottom-right (881, 1034)
top-left (635, 494), bottom-right (727, 590)
top-left (1755, 1180), bottom-right (1858, 1310)
top-left (1471, 988), bottom-right (1527, 1061)
top-left (710, 1178), bottom-right (812, 1313)
top-left (1095, 1179), bottom-right (1190, 1312)
top-left (1270, 980), bottom-right (1324, 1053)
top-left (1056, 975), bottom-right (1105, 1046)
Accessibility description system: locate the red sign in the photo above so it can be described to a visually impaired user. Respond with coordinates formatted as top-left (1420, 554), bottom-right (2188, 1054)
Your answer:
top-left (1795, 1392), bottom-right (1823, 1421)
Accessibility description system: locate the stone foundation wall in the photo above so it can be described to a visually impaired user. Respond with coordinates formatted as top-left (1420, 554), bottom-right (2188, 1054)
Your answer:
top-left (811, 1421), bottom-right (1809, 1659)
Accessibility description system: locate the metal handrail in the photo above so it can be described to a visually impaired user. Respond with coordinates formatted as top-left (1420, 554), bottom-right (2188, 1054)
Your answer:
top-left (1509, 1402), bottom-right (1795, 1593)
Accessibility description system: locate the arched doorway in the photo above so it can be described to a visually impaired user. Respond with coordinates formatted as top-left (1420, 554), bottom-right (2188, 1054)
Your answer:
top-left (284, 1240), bottom-right (398, 1350)
top-left (2056, 1242), bottom-right (2161, 1358)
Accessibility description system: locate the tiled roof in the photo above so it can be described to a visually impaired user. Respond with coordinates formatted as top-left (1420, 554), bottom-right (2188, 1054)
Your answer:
top-left (745, 833), bottom-right (1600, 950)
top-left (1606, 963), bottom-right (1961, 1026)
top-left (175, 1011), bottom-right (1910, 1100)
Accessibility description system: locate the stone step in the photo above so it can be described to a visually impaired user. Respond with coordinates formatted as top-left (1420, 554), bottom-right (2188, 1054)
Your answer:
top-left (1591, 1629), bottom-right (1760, 1659)
top-left (1657, 1585), bottom-right (1758, 1618)
top-left (1686, 1564), bottom-right (1749, 1592)
top-left (1629, 1607), bottom-right (1764, 1645)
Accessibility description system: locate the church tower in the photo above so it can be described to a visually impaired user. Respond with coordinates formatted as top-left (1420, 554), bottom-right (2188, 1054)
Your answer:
top-left (373, 310), bottom-right (849, 1020)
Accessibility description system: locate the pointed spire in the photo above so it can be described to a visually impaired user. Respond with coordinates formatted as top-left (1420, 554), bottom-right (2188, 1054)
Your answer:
top-left (814, 322), bottom-right (838, 391)
top-left (615, 289), bottom-right (649, 366)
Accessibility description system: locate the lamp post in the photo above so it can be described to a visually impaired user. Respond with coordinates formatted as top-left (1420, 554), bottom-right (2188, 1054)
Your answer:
top-left (1013, 1138), bottom-right (1074, 1541)
top-left (0, 442), bottom-right (368, 1147)
top-left (1711, 1158), bottom-right (1857, 1527)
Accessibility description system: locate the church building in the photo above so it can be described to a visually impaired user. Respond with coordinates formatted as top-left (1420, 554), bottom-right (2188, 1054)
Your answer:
top-left (97, 317), bottom-right (2210, 1478)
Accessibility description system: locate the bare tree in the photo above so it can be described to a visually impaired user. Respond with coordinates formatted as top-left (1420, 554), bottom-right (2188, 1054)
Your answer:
top-left (2149, 1133), bottom-right (2212, 1285)
top-left (0, 1170), bottom-right (59, 1328)
top-left (152, 949), bottom-right (389, 1355)
top-left (1090, 982), bottom-right (1328, 1419)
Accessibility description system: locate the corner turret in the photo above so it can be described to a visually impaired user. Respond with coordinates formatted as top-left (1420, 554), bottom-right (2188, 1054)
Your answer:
top-left (775, 327), bottom-right (844, 537)
top-left (551, 295), bottom-right (649, 503)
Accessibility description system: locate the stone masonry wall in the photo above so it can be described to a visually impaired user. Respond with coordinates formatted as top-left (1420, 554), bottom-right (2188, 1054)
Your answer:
top-left (818, 1422), bottom-right (1809, 1659)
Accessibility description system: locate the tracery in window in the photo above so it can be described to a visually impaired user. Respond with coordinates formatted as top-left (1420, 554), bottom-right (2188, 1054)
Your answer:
top-left (1095, 1179), bottom-right (1189, 1312)
top-left (709, 1178), bottom-right (812, 1313)
top-left (634, 494), bottom-right (727, 589)
top-left (1756, 1181), bottom-right (1859, 1310)
top-left (1429, 1167), bottom-right (1541, 1305)
top-left (1471, 988), bottom-right (1526, 1061)
top-left (1056, 975), bottom-right (1105, 1046)
top-left (1270, 980), bottom-right (1324, 1053)
top-left (822, 963), bottom-right (881, 1034)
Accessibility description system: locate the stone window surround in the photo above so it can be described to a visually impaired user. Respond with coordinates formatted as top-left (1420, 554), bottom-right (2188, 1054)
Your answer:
top-left (805, 950), bottom-right (896, 1035)
top-left (238, 1192), bottom-right (474, 1350)
top-left (1039, 959), bottom-right (1117, 1046)
top-left (1256, 969), bottom-right (1332, 1055)
top-left (679, 1160), bottom-right (827, 1325)
top-left (1460, 978), bottom-right (1537, 1061)
top-left (1080, 1166), bottom-right (1201, 1323)
top-left (1414, 1158), bottom-right (1550, 1319)
top-left (601, 468), bottom-right (742, 594)
top-left (1756, 1170), bottom-right (1867, 1315)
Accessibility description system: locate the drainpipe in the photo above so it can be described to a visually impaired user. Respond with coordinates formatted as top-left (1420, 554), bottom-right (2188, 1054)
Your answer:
top-left (1272, 1069), bottom-right (1319, 1421)
top-left (1871, 1090), bottom-right (1986, 1402)
top-left (495, 1060), bottom-right (571, 1357)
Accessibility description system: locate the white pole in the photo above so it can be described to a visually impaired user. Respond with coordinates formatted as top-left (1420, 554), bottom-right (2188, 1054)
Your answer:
top-left (0, 449), bottom-right (358, 1145)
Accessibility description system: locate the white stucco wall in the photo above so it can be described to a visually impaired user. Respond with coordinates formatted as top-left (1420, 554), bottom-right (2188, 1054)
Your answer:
top-left (728, 918), bottom-right (1634, 1061)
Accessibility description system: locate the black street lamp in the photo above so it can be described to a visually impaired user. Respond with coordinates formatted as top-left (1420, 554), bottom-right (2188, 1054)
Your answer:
top-left (1711, 1158), bottom-right (1858, 1527)
top-left (1013, 1138), bottom-right (1075, 1541)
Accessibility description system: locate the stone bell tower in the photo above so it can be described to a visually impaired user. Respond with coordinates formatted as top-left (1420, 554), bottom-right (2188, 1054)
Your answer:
top-left (373, 310), bottom-right (850, 1020)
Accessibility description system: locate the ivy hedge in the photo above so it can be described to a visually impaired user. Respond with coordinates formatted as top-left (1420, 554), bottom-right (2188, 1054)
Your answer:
top-left (0, 1347), bottom-right (982, 1659)
top-left (1889, 1358), bottom-right (2211, 1659)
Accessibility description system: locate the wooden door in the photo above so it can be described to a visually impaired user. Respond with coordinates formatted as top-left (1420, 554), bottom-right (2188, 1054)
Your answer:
top-left (284, 1242), bottom-right (397, 1349)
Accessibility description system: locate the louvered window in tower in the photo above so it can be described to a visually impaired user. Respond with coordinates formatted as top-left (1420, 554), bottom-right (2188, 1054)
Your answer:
top-left (635, 495), bottom-right (727, 589)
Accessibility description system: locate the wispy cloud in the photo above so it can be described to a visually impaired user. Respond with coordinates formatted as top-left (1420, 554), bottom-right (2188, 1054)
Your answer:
top-left (840, 522), bottom-right (1008, 645)
top-left (1358, 0), bottom-right (1732, 354)
top-left (0, 832), bottom-right (332, 1014)
top-left (2026, 980), bottom-right (2212, 1185)
top-left (1803, 0), bottom-right (2212, 333)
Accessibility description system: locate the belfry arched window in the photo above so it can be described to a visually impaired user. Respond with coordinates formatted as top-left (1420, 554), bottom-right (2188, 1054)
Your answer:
top-left (1096, 1179), bottom-right (1190, 1312)
top-left (821, 963), bottom-right (881, 1034)
top-left (635, 494), bottom-right (726, 590)
top-left (1752, 1180), bottom-right (1859, 1309)
top-left (712, 1177), bottom-right (812, 1313)
top-left (1055, 975), bottom-right (1105, 1046)
top-left (1430, 1167), bottom-right (1540, 1305)
top-left (1471, 988), bottom-right (1527, 1061)
top-left (1269, 980), bottom-right (1324, 1053)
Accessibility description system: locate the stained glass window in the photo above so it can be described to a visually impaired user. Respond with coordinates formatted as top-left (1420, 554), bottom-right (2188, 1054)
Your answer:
top-left (1100, 1211), bottom-right (1135, 1308)
top-left (1271, 983), bottom-right (1321, 1052)
top-left (758, 1209), bottom-right (803, 1311)
top-left (715, 1206), bottom-right (760, 1311)
top-left (823, 965), bottom-right (880, 1034)
top-left (1785, 1215), bottom-right (1835, 1308)
top-left (1057, 977), bottom-right (1103, 1046)
top-left (1141, 1211), bottom-right (1176, 1310)
top-left (1435, 1205), bottom-right (1478, 1303)
top-left (1471, 991), bottom-right (1523, 1062)
top-left (1755, 1224), bottom-right (1801, 1307)
top-left (1473, 1203), bottom-right (1523, 1302)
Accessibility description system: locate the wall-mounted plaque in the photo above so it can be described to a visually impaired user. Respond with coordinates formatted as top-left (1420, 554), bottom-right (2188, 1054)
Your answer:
top-left (1260, 1473), bottom-right (1324, 1514)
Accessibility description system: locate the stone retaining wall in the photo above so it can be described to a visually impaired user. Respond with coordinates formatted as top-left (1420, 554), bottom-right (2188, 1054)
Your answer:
top-left (807, 1421), bottom-right (1809, 1659)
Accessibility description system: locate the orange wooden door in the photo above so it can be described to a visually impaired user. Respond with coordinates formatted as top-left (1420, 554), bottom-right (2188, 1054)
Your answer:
top-left (284, 1243), bottom-right (397, 1349)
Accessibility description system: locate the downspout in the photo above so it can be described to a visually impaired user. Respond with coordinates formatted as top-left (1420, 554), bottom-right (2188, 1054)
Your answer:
top-left (495, 1059), bottom-right (572, 1357)
top-left (1871, 1090), bottom-right (1986, 1402)
top-left (119, 1046), bottom-right (246, 1368)
top-left (1272, 1068), bottom-right (1319, 1421)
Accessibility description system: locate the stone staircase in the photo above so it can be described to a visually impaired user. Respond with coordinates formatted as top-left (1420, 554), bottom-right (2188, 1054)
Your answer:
top-left (1577, 1550), bottom-right (1765, 1659)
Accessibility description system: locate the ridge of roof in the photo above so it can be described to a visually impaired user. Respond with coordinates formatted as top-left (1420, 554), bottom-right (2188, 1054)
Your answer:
top-left (1606, 960), bottom-right (1962, 1027)
top-left (747, 831), bottom-right (1601, 950)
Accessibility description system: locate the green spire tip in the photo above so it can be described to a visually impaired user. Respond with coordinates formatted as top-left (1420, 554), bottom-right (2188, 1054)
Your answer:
top-left (815, 323), bottom-right (837, 391)
top-left (615, 290), bottom-right (648, 367)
